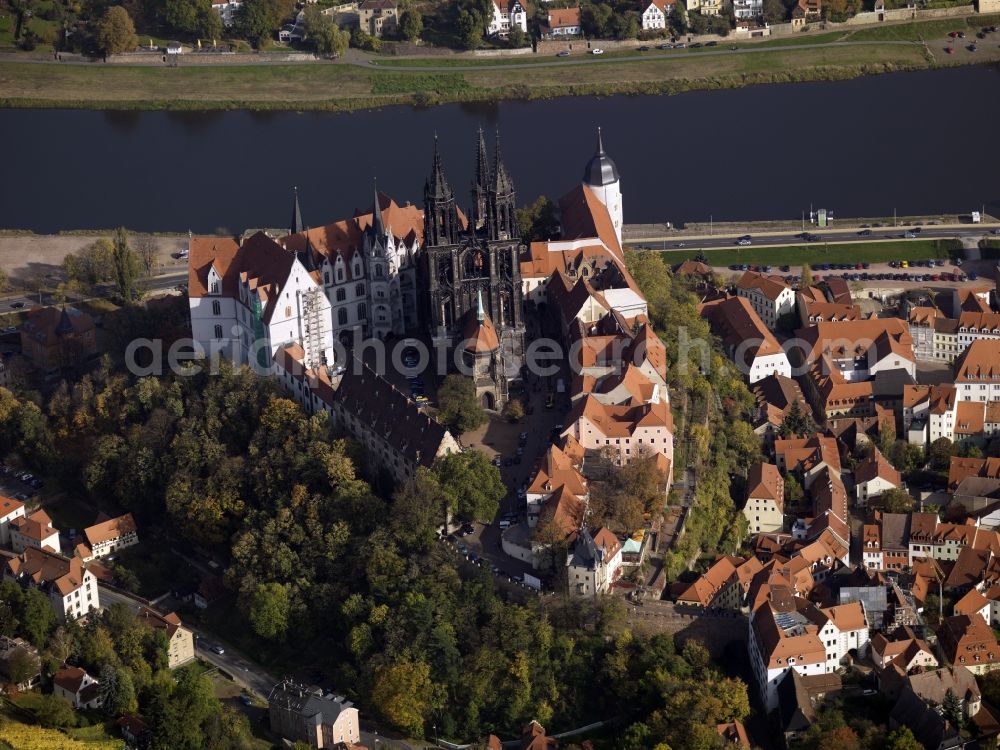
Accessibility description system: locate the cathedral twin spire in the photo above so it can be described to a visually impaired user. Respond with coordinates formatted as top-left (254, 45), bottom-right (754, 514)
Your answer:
top-left (423, 129), bottom-right (517, 247)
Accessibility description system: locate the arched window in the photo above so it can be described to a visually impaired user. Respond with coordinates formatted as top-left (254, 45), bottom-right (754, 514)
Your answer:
top-left (356, 283), bottom-right (364, 297)
top-left (212, 300), bottom-right (221, 316)
top-left (375, 264), bottom-right (384, 278)
top-left (353, 264), bottom-right (361, 277)
top-left (214, 324), bottom-right (223, 339)
top-left (358, 302), bottom-right (367, 320)
top-left (338, 308), bottom-right (348, 326)
top-left (324, 271), bottom-right (330, 285)
top-left (336, 288), bottom-right (346, 302)
top-left (337, 267), bottom-right (344, 282)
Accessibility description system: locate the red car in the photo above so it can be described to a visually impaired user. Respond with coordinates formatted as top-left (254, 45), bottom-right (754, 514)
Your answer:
top-left (949, 31), bottom-right (959, 37)
top-left (945, 46), bottom-right (954, 54)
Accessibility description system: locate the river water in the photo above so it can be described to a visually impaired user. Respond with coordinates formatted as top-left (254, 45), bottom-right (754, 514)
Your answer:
top-left (2, 64), bottom-right (999, 233)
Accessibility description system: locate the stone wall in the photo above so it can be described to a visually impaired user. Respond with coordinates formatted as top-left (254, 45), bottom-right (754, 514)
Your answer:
top-left (980, 0), bottom-right (1000, 12)
top-left (110, 51), bottom-right (316, 64)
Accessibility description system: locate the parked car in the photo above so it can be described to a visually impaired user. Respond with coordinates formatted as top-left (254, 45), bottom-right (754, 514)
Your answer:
top-left (211, 645), bottom-right (225, 655)
top-left (858, 229), bottom-right (872, 236)
top-left (638, 46), bottom-right (650, 51)
top-left (557, 50), bottom-right (570, 57)
top-left (461, 522), bottom-right (475, 535)
top-left (240, 694), bottom-right (252, 706)
top-left (10, 302), bottom-right (25, 309)
top-left (591, 48), bottom-right (604, 55)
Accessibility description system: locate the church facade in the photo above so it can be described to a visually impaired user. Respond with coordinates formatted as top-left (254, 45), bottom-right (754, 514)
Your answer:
top-left (420, 132), bottom-right (527, 389)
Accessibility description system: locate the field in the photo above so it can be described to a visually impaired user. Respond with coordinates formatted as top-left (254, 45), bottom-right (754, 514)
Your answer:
top-left (0, 715), bottom-right (120, 750)
top-left (0, 38), bottom-right (947, 110)
top-left (660, 238), bottom-right (960, 267)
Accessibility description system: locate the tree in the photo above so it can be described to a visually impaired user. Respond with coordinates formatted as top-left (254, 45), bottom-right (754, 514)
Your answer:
top-left (19, 588), bottom-right (55, 647)
top-left (133, 235), bottom-right (157, 277)
top-left (942, 687), bottom-right (962, 729)
top-left (816, 727), bottom-right (860, 750)
top-left (236, 0), bottom-right (294, 46)
top-left (435, 450), bottom-right (505, 523)
top-left (304, 6), bottom-right (350, 56)
top-left (371, 657), bottom-right (440, 737)
top-left (399, 7), bottom-right (422, 41)
top-left (390, 469), bottom-right (444, 550)
top-left (885, 726), bottom-right (924, 750)
top-left (801, 263), bottom-right (814, 288)
top-left (436, 374), bottom-right (487, 433)
top-left (762, 0), bottom-right (786, 23)
top-left (36, 693), bottom-right (77, 728)
top-left (101, 663), bottom-right (138, 716)
top-left (582, 2), bottom-right (612, 36)
top-left (112, 227), bottom-right (140, 304)
top-left (929, 437), bottom-right (953, 471)
top-left (880, 488), bottom-right (914, 514)
top-left (502, 398), bottom-right (524, 423)
top-left (163, 0), bottom-right (222, 38)
top-left (785, 474), bottom-right (804, 505)
top-left (456, 9), bottom-right (483, 49)
top-left (507, 24), bottom-right (526, 47)
top-left (670, 0), bottom-right (688, 34)
top-left (6, 647), bottom-right (39, 686)
top-left (94, 6), bottom-right (137, 54)
top-left (516, 195), bottom-right (560, 242)
top-left (247, 582), bottom-right (289, 640)
top-left (780, 399), bottom-right (816, 438)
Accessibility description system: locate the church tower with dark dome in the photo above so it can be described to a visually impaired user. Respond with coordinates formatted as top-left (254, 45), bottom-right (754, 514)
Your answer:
top-left (582, 127), bottom-right (623, 247)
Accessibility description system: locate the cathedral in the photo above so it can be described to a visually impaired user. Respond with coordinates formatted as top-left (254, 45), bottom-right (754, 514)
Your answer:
top-left (420, 131), bottom-right (526, 384)
top-left (188, 128), bottom-right (623, 412)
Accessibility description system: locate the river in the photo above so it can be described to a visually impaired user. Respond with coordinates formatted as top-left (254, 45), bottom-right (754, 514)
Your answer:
top-left (2, 64), bottom-right (999, 234)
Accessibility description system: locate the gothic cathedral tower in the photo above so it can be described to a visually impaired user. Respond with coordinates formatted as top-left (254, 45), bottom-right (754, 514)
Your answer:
top-left (422, 131), bottom-right (526, 403)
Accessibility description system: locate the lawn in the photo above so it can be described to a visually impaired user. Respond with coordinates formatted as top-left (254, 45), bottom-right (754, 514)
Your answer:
top-left (0, 36), bottom-right (936, 110)
top-left (661, 238), bottom-right (960, 267)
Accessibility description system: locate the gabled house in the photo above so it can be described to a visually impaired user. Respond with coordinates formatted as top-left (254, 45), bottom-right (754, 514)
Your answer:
top-left (486, 0), bottom-right (528, 37)
top-left (566, 527), bottom-right (622, 597)
top-left (53, 666), bottom-right (102, 709)
top-left (641, 0), bottom-right (675, 29)
top-left (854, 447), bottom-right (902, 507)
top-left (82, 513), bottom-right (138, 560)
top-left (744, 461), bottom-right (784, 534)
top-left (9, 509), bottom-right (60, 555)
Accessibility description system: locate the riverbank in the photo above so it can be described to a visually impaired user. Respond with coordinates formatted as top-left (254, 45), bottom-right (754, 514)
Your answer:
top-left (1, 15), bottom-right (998, 111)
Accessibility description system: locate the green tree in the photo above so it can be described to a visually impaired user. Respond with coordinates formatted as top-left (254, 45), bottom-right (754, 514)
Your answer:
top-left (516, 195), bottom-right (560, 242)
top-left (399, 7), bottom-right (422, 41)
top-left (502, 398), bottom-right (524, 423)
top-left (671, 0), bottom-right (688, 34)
top-left (436, 450), bottom-right (504, 523)
top-left (304, 5), bottom-right (349, 56)
top-left (95, 6), bottom-right (137, 54)
top-left (885, 726), bottom-right (924, 750)
top-left (929, 436), bottom-right (953, 471)
top-left (507, 24), bottom-right (526, 47)
top-left (880, 487), bottom-right (914, 514)
top-left (582, 2), bottom-right (612, 36)
top-left (36, 693), bottom-right (77, 728)
top-left (942, 687), bottom-right (962, 729)
top-left (371, 656), bottom-right (440, 737)
top-left (248, 582), bottom-right (290, 639)
top-left (19, 588), bottom-right (55, 647)
top-left (780, 399), bottom-right (816, 438)
top-left (390, 468), bottom-right (444, 550)
top-left (100, 663), bottom-right (139, 716)
top-left (436, 374), bottom-right (488, 433)
top-left (112, 227), bottom-right (140, 304)
top-left (456, 8), bottom-right (483, 49)
top-left (6, 647), bottom-right (39, 686)
top-left (163, 0), bottom-right (222, 38)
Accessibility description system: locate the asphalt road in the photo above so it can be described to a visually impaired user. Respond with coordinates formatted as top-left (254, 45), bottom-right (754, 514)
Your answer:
top-left (97, 584), bottom-right (277, 699)
top-left (626, 224), bottom-right (1000, 250)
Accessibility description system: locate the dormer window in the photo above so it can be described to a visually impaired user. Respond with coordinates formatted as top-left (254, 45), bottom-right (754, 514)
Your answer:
top-left (337, 268), bottom-right (345, 283)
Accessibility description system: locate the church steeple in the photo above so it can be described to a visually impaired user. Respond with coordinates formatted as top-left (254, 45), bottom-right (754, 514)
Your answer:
top-left (290, 186), bottom-right (303, 235)
top-left (487, 130), bottom-right (517, 241)
top-left (423, 134), bottom-right (458, 247)
top-left (477, 287), bottom-right (486, 323)
top-left (372, 179), bottom-right (386, 237)
top-left (471, 128), bottom-right (491, 231)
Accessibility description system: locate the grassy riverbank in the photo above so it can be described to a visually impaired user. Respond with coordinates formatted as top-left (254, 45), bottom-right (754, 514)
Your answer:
top-left (0, 15), bottom-right (997, 111)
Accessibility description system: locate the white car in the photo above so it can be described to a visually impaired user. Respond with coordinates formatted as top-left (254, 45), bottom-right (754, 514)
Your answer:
top-left (737, 238), bottom-right (752, 246)
top-left (591, 48), bottom-right (604, 55)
